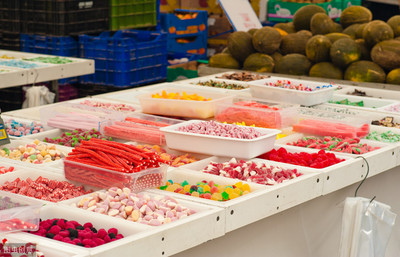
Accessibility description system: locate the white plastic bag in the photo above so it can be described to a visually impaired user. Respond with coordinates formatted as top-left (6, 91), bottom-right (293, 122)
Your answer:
top-left (22, 86), bottom-right (55, 108)
top-left (339, 197), bottom-right (397, 257)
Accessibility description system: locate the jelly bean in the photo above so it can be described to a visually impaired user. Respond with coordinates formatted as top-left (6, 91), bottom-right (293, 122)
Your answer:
top-left (5, 119), bottom-right (45, 137)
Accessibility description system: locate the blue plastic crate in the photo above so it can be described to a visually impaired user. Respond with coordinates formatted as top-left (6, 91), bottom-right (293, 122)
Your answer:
top-left (160, 9), bottom-right (207, 37)
top-left (167, 33), bottom-right (207, 59)
top-left (79, 29), bottom-right (167, 87)
top-left (20, 34), bottom-right (78, 85)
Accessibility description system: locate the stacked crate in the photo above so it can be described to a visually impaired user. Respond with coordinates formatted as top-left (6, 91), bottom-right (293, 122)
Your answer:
top-left (160, 9), bottom-right (208, 59)
top-left (0, 1), bottom-right (22, 51)
top-left (79, 30), bottom-right (167, 87)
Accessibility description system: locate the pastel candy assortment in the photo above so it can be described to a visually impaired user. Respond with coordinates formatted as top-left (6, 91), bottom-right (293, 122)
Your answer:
top-left (0, 59), bottom-right (43, 68)
top-left (25, 56), bottom-right (73, 64)
top-left (29, 219), bottom-right (124, 247)
top-left (159, 180), bottom-right (250, 201)
top-left (264, 79), bottom-right (332, 91)
top-left (202, 159), bottom-right (302, 185)
top-left (0, 140), bottom-right (67, 164)
top-left (5, 119), bottom-right (44, 137)
top-left (384, 104), bottom-right (400, 113)
top-left (177, 120), bottom-right (262, 139)
top-left (258, 147), bottom-right (345, 168)
top-left (0, 176), bottom-right (92, 202)
top-left (76, 187), bottom-right (196, 226)
top-left (287, 136), bottom-right (380, 154)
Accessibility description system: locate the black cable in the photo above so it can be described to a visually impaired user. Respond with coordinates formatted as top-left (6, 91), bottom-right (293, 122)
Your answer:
top-left (354, 155), bottom-right (370, 197)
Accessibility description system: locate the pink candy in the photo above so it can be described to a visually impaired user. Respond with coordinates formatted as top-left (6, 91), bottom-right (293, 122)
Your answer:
top-left (202, 159), bottom-right (302, 185)
top-left (80, 100), bottom-right (136, 112)
top-left (178, 121), bottom-right (262, 139)
top-left (76, 187), bottom-right (196, 226)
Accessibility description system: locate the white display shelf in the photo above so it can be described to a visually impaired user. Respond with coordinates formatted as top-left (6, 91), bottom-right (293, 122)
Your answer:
top-left (335, 85), bottom-right (400, 101)
top-left (60, 190), bottom-right (225, 257)
top-left (3, 72), bottom-right (400, 257)
top-left (150, 164), bottom-right (322, 232)
top-left (0, 50), bottom-right (94, 88)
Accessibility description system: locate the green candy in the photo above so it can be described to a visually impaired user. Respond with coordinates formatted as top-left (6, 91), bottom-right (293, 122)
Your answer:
top-left (2, 148), bottom-right (10, 155)
top-left (221, 191), bottom-right (229, 200)
top-left (181, 180), bottom-right (189, 187)
top-left (30, 155), bottom-right (37, 160)
top-left (159, 185), bottom-right (168, 190)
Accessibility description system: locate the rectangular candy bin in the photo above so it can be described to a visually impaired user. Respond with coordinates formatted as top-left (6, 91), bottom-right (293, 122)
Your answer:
top-left (10, 205), bottom-right (149, 256)
top-left (248, 78), bottom-right (337, 106)
top-left (160, 120), bottom-right (280, 159)
top-left (0, 192), bottom-right (42, 233)
top-left (178, 78), bottom-right (251, 95)
top-left (326, 94), bottom-right (397, 110)
top-left (1, 115), bottom-right (50, 139)
top-left (215, 97), bottom-right (299, 129)
top-left (102, 113), bottom-right (183, 145)
top-left (64, 160), bottom-right (168, 192)
top-left (138, 84), bottom-right (233, 118)
top-left (39, 102), bottom-right (125, 132)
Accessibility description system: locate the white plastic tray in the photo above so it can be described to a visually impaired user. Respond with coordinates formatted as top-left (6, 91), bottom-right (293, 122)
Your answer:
top-left (1, 115), bottom-right (50, 139)
top-left (326, 94), bottom-right (398, 110)
top-left (177, 78), bottom-right (252, 95)
top-left (0, 139), bottom-right (71, 169)
top-left (138, 83), bottom-right (233, 119)
top-left (335, 86), bottom-right (400, 101)
top-left (160, 120), bottom-right (280, 159)
top-left (276, 133), bottom-right (389, 156)
top-left (248, 78), bottom-right (337, 106)
top-left (69, 97), bottom-right (140, 116)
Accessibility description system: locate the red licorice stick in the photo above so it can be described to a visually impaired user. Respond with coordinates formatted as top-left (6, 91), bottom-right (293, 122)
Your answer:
top-left (97, 151), bottom-right (118, 167)
top-left (73, 147), bottom-right (122, 168)
top-left (67, 153), bottom-right (91, 158)
top-left (124, 117), bottom-right (170, 127)
top-left (67, 158), bottom-right (124, 172)
top-left (89, 138), bottom-right (149, 154)
top-left (79, 143), bottom-right (143, 163)
top-left (81, 140), bottom-right (145, 159)
top-left (113, 121), bottom-right (162, 130)
top-left (114, 156), bottom-right (132, 171)
top-left (84, 139), bottom-right (151, 159)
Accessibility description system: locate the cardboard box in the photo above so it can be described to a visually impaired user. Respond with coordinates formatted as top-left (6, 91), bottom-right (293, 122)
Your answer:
top-left (180, 0), bottom-right (223, 14)
top-left (208, 14), bottom-right (232, 41)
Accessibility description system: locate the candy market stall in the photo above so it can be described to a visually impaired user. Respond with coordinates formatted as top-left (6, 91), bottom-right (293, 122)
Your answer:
top-left (1, 71), bottom-right (400, 257)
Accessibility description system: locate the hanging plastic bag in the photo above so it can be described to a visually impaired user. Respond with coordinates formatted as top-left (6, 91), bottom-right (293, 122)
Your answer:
top-left (22, 86), bottom-right (55, 109)
top-left (339, 197), bottom-right (397, 257)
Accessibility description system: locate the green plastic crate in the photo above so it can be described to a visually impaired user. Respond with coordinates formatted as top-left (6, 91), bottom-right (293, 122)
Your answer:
top-left (110, 0), bottom-right (157, 30)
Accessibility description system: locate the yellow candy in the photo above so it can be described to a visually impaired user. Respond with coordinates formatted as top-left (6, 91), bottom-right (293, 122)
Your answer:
top-left (166, 181), bottom-right (172, 186)
top-left (203, 185), bottom-right (211, 192)
top-left (151, 90), bottom-right (211, 101)
top-left (241, 184), bottom-right (250, 192)
top-left (234, 188), bottom-right (242, 196)
top-left (217, 185), bottom-right (225, 193)
top-left (229, 192), bottom-right (240, 199)
top-left (234, 181), bottom-right (243, 188)
top-left (225, 187), bottom-right (234, 195)
top-left (183, 185), bottom-right (191, 192)
top-left (211, 193), bottom-right (222, 201)
top-left (191, 191), bottom-right (200, 197)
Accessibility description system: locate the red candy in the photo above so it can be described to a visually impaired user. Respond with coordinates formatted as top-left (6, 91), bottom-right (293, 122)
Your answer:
top-left (29, 218), bottom-right (123, 248)
top-left (0, 177), bottom-right (92, 202)
top-left (0, 218), bottom-right (37, 232)
top-left (202, 159), bottom-right (302, 185)
top-left (0, 166), bottom-right (14, 175)
top-left (258, 147), bottom-right (345, 168)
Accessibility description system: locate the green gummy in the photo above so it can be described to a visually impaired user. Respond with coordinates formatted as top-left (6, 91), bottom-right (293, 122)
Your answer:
top-left (65, 132), bottom-right (72, 136)
top-left (181, 180), bottom-right (189, 187)
top-left (2, 148), bottom-right (9, 155)
top-left (221, 191), bottom-right (229, 200)
top-left (159, 185), bottom-right (168, 190)
top-left (167, 179), bottom-right (173, 184)
top-left (30, 155), bottom-right (37, 160)
top-left (197, 187), bottom-right (203, 194)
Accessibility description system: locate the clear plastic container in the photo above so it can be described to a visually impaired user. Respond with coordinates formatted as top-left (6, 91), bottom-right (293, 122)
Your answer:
top-left (102, 113), bottom-right (183, 145)
top-left (40, 103), bottom-right (125, 132)
top-left (138, 85), bottom-right (233, 119)
top-left (160, 120), bottom-right (280, 159)
top-left (64, 160), bottom-right (168, 192)
top-left (0, 193), bottom-right (41, 233)
top-left (248, 78), bottom-right (337, 106)
top-left (1, 115), bottom-right (49, 139)
top-left (215, 96), bottom-right (299, 129)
